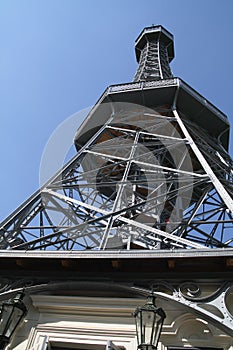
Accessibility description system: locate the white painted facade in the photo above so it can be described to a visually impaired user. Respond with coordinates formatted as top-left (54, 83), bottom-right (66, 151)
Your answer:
top-left (8, 295), bottom-right (233, 350)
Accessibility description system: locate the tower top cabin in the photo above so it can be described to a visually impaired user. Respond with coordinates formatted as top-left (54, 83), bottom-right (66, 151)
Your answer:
top-left (134, 25), bottom-right (174, 81)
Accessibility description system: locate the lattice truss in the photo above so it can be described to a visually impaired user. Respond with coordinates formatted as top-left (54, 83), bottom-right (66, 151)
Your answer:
top-left (0, 104), bottom-right (233, 250)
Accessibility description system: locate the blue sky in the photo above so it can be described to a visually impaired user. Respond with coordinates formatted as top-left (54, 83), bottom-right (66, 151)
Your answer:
top-left (0, 0), bottom-right (233, 221)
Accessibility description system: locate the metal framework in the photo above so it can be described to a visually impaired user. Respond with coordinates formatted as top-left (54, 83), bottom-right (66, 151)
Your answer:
top-left (0, 101), bottom-right (232, 251)
top-left (0, 25), bottom-right (232, 251)
top-left (134, 281), bottom-right (233, 337)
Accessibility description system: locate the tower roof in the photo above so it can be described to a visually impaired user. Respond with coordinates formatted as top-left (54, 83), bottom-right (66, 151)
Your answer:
top-left (135, 25), bottom-right (175, 63)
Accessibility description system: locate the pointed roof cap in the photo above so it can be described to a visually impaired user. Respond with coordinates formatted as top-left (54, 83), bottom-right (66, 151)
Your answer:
top-left (135, 25), bottom-right (175, 63)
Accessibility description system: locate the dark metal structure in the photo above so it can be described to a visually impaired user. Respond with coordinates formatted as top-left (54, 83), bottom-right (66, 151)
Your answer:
top-left (0, 25), bottom-right (232, 251)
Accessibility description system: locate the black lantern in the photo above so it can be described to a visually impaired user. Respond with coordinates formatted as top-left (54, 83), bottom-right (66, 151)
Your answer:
top-left (0, 292), bottom-right (27, 349)
top-left (134, 295), bottom-right (166, 350)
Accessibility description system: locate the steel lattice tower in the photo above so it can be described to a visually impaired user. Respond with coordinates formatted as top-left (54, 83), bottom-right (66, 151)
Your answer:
top-left (1, 25), bottom-right (233, 251)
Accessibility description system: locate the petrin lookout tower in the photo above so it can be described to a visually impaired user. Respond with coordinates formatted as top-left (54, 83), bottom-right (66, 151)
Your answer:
top-left (0, 25), bottom-right (233, 348)
top-left (1, 25), bottom-right (232, 251)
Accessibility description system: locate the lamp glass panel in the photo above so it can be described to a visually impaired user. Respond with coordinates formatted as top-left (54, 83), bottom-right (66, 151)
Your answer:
top-left (141, 310), bottom-right (154, 344)
top-left (152, 317), bottom-right (162, 345)
top-left (5, 307), bottom-right (24, 338)
top-left (135, 311), bottom-right (142, 344)
top-left (0, 304), bottom-right (14, 336)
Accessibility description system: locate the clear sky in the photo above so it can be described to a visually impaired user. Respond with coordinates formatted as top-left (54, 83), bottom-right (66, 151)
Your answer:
top-left (0, 0), bottom-right (233, 221)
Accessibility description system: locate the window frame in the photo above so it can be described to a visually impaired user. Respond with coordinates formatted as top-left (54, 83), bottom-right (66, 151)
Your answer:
top-left (26, 325), bottom-right (136, 350)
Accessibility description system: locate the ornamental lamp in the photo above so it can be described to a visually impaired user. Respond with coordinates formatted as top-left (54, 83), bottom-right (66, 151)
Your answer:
top-left (0, 292), bottom-right (27, 349)
top-left (134, 295), bottom-right (166, 350)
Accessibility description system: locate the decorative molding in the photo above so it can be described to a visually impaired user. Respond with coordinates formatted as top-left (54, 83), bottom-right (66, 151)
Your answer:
top-left (23, 294), bottom-right (233, 350)
top-left (1, 279), bottom-right (233, 343)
